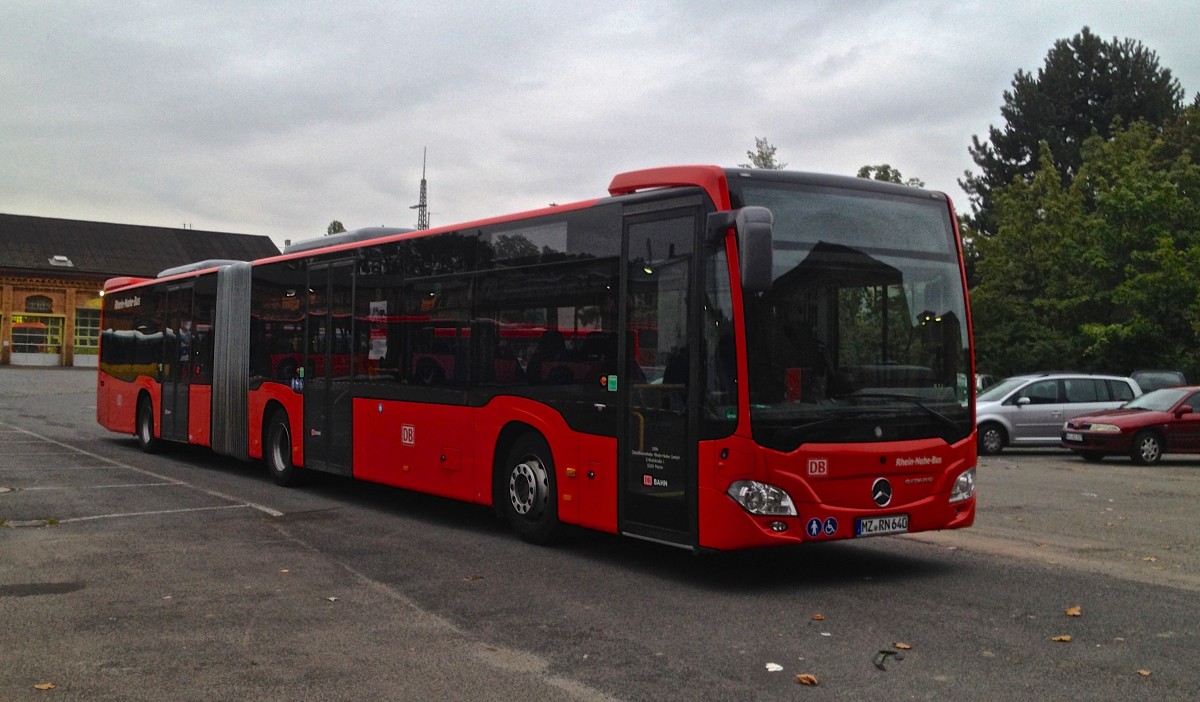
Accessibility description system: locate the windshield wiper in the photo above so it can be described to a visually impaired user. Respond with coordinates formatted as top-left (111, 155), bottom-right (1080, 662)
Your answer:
top-left (841, 392), bottom-right (962, 433)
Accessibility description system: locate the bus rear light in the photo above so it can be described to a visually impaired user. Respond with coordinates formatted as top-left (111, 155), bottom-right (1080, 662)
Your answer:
top-left (949, 467), bottom-right (976, 504)
top-left (727, 480), bottom-right (797, 516)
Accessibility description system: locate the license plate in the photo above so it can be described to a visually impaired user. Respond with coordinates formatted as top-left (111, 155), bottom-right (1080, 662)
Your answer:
top-left (1064, 432), bottom-right (1083, 442)
top-left (856, 514), bottom-right (909, 537)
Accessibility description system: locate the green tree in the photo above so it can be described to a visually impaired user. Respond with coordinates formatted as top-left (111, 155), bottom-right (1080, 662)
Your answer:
top-left (327, 220), bottom-right (346, 236)
top-left (740, 137), bottom-right (787, 169)
top-left (856, 164), bottom-right (924, 187)
top-left (961, 27), bottom-right (1184, 237)
top-left (971, 143), bottom-right (1090, 375)
top-left (971, 108), bottom-right (1200, 378)
top-left (1071, 116), bottom-right (1200, 374)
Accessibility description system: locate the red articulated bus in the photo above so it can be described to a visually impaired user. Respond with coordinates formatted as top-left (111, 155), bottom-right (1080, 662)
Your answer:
top-left (97, 166), bottom-right (977, 549)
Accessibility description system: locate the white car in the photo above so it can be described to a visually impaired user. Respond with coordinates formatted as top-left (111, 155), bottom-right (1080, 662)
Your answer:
top-left (976, 373), bottom-right (1142, 455)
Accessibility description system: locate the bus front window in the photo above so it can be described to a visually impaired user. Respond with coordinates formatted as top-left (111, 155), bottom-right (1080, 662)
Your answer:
top-left (733, 180), bottom-right (972, 452)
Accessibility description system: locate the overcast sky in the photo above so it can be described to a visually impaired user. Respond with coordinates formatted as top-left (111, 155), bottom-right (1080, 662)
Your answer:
top-left (3, 1), bottom-right (1198, 249)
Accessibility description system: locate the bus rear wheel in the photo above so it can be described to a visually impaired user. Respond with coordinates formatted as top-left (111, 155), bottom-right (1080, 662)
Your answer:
top-left (265, 410), bottom-right (301, 486)
top-left (501, 434), bottom-right (559, 544)
top-left (136, 396), bottom-right (161, 454)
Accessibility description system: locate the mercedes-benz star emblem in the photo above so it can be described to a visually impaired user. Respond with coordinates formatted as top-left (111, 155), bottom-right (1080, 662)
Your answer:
top-left (871, 477), bottom-right (893, 507)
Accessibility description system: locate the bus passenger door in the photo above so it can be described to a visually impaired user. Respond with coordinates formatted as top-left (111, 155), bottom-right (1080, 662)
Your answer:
top-left (160, 284), bottom-right (192, 442)
top-left (304, 259), bottom-right (355, 476)
top-left (618, 209), bottom-right (700, 546)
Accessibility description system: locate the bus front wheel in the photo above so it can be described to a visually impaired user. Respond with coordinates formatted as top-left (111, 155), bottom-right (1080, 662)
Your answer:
top-left (500, 434), bottom-right (560, 544)
top-left (136, 396), bottom-right (161, 454)
top-left (265, 410), bottom-right (301, 486)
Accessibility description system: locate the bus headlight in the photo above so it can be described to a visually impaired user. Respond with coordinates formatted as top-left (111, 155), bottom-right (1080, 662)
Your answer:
top-left (727, 480), bottom-right (797, 516)
top-left (949, 467), bottom-right (975, 503)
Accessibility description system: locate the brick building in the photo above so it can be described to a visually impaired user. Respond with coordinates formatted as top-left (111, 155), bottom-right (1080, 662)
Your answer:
top-left (0, 213), bottom-right (279, 367)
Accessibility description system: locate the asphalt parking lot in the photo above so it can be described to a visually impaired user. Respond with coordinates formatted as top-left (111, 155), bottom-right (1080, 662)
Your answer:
top-left (4, 368), bottom-right (1198, 701)
top-left (0, 369), bottom-right (614, 702)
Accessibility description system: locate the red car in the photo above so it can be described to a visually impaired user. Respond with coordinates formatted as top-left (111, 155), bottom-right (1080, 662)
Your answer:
top-left (1061, 386), bottom-right (1200, 464)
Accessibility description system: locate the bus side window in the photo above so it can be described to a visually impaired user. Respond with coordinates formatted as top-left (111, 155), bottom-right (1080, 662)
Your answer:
top-left (528, 329), bottom-right (567, 384)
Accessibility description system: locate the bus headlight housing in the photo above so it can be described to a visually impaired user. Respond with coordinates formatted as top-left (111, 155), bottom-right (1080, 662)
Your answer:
top-left (949, 467), bottom-right (975, 503)
top-left (727, 480), bottom-right (797, 516)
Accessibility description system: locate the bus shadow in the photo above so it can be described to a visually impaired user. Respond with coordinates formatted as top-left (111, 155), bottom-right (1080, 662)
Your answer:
top-left (561, 530), bottom-right (963, 592)
top-left (108, 437), bottom-right (964, 590)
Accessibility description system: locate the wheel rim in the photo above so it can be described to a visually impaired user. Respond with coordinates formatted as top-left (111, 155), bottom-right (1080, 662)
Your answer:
top-left (1138, 436), bottom-right (1160, 463)
top-left (509, 455), bottom-right (547, 517)
top-left (270, 424), bottom-right (290, 473)
top-left (982, 428), bottom-right (1002, 454)
top-left (139, 406), bottom-right (152, 443)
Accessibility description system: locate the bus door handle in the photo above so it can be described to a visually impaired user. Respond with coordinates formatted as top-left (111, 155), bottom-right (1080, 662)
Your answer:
top-left (594, 403), bottom-right (607, 413)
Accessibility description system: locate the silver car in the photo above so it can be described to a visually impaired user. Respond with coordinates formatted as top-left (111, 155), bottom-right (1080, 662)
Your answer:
top-left (976, 373), bottom-right (1142, 455)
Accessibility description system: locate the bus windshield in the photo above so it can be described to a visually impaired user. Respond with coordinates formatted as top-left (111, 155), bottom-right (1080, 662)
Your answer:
top-left (734, 179), bottom-right (972, 452)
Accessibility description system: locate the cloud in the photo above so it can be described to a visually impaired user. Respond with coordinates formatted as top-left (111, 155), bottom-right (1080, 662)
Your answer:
top-left (2, 1), bottom-right (1199, 245)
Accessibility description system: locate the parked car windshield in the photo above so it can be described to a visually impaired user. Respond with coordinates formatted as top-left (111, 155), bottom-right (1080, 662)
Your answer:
top-left (1124, 387), bottom-right (1190, 412)
top-left (977, 376), bottom-right (1028, 403)
top-left (1130, 370), bottom-right (1186, 393)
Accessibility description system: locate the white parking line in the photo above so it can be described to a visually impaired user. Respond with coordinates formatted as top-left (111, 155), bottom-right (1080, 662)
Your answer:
top-left (0, 422), bottom-right (284, 517)
top-left (60, 505), bottom-right (252, 523)
top-left (22, 482), bottom-right (177, 491)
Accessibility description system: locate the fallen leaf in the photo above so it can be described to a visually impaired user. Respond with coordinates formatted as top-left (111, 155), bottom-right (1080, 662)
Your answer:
top-left (894, 642), bottom-right (912, 650)
top-left (1065, 606), bottom-right (1082, 617)
top-left (795, 673), bottom-right (818, 686)
top-left (1137, 669), bottom-right (1151, 677)
top-left (811, 614), bottom-right (825, 621)
top-left (1051, 635), bottom-right (1072, 643)
top-left (765, 663), bottom-right (783, 672)
top-left (280, 569), bottom-right (290, 573)
top-left (33, 682), bottom-right (56, 690)
top-left (326, 597), bottom-right (338, 602)
top-left (464, 575), bottom-right (485, 582)
top-left (1142, 556), bottom-right (1158, 562)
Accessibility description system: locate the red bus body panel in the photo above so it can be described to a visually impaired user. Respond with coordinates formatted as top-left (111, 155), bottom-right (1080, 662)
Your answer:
top-left (96, 373), bottom-right (157, 437)
top-left (697, 435), bottom-right (975, 550)
top-left (187, 385), bottom-right (212, 445)
top-left (351, 396), bottom-right (619, 534)
top-left (248, 384), bottom-right (304, 462)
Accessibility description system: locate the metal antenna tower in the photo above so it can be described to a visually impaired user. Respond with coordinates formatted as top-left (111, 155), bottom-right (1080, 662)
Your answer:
top-left (410, 148), bottom-right (429, 230)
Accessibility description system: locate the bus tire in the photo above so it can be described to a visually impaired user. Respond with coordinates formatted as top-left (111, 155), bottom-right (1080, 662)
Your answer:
top-left (500, 434), bottom-right (560, 544)
top-left (136, 396), bottom-right (161, 454)
top-left (265, 410), bottom-right (301, 486)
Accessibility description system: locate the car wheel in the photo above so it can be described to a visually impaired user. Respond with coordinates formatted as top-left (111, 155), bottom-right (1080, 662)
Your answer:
top-left (136, 396), bottom-right (161, 454)
top-left (978, 422), bottom-right (1006, 456)
top-left (265, 409), bottom-right (301, 486)
top-left (1130, 430), bottom-right (1163, 465)
top-left (499, 434), bottom-right (559, 544)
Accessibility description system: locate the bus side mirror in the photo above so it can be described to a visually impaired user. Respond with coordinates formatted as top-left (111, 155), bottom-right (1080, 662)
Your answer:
top-left (735, 206), bottom-right (773, 294)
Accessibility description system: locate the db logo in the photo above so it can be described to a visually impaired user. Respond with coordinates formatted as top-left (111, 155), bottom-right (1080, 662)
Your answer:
top-left (401, 424), bottom-right (415, 446)
top-left (643, 475), bottom-right (654, 486)
top-left (807, 459), bottom-right (828, 477)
